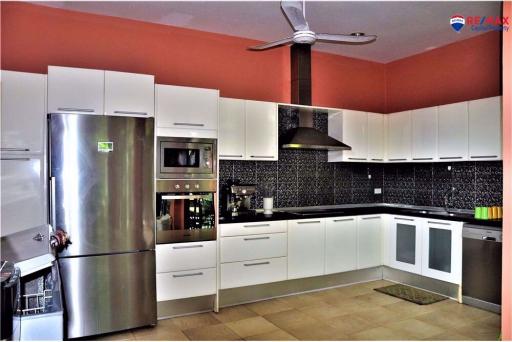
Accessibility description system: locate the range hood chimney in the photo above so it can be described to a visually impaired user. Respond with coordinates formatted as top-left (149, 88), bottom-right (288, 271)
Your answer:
top-left (281, 44), bottom-right (351, 151)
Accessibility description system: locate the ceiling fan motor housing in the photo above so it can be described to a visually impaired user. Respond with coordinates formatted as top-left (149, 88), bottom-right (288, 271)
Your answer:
top-left (293, 30), bottom-right (317, 45)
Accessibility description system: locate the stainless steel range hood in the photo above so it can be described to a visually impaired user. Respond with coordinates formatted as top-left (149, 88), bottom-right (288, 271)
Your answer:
top-left (280, 44), bottom-right (351, 151)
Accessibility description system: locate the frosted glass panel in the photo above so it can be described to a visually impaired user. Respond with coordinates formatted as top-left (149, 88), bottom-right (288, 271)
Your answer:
top-left (429, 228), bottom-right (452, 273)
top-left (396, 223), bottom-right (415, 264)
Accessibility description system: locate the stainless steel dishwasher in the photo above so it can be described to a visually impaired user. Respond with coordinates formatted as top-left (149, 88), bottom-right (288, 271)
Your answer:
top-left (462, 223), bottom-right (502, 313)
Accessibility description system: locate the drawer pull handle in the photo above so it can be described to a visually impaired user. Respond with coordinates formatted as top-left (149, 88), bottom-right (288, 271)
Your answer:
top-left (348, 157), bottom-right (367, 160)
top-left (394, 217), bottom-right (414, 221)
top-left (412, 157), bottom-right (433, 160)
top-left (439, 156), bottom-right (463, 159)
top-left (470, 155), bottom-right (498, 159)
top-left (174, 122), bottom-right (205, 127)
top-left (57, 107), bottom-right (95, 113)
top-left (250, 155), bottom-right (275, 159)
top-left (113, 110), bottom-right (148, 116)
top-left (371, 158), bottom-right (383, 161)
top-left (243, 236), bottom-right (270, 241)
top-left (0, 148), bottom-right (30, 152)
top-left (243, 261), bottom-right (270, 267)
top-left (333, 218), bottom-right (354, 222)
top-left (427, 221), bottom-right (451, 226)
top-left (220, 154), bottom-right (243, 158)
top-left (173, 272), bottom-right (203, 278)
top-left (243, 224), bottom-right (270, 228)
top-left (362, 216), bottom-right (380, 220)
top-left (297, 220), bottom-right (321, 224)
top-left (172, 244), bottom-right (204, 249)
top-left (1, 157), bottom-right (31, 161)
top-left (389, 158), bottom-right (407, 161)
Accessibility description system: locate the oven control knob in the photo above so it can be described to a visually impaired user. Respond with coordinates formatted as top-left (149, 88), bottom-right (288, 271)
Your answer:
top-left (185, 184), bottom-right (190, 189)
top-left (175, 184), bottom-right (180, 189)
top-left (195, 184), bottom-right (200, 189)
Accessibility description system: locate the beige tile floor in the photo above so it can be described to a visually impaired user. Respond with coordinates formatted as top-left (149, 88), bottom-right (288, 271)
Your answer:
top-left (94, 280), bottom-right (501, 341)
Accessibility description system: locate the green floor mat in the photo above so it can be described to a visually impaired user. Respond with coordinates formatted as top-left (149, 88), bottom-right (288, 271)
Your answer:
top-left (374, 283), bottom-right (448, 305)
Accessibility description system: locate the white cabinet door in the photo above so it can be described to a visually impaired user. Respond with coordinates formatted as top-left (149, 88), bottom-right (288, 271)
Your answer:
top-left (47, 66), bottom-right (104, 115)
top-left (325, 217), bottom-right (357, 274)
top-left (218, 98), bottom-right (245, 160)
top-left (221, 257), bottom-right (287, 289)
top-left (468, 96), bottom-right (502, 160)
top-left (438, 102), bottom-right (468, 161)
top-left (1, 156), bottom-right (46, 237)
top-left (288, 219), bottom-right (325, 279)
top-left (155, 84), bottom-right (219, 137)
top-left (367, 112), bottom-right (385, 162)
top-left (245, 100), bottom-right (278, 161)
top-left (1, 71), bottom-right (46, 154)
top-left (328, 110), bottom-right (367, 162)
top-left (389, 216), bottom-right (422, 274)
top-left (357, 215), bottom-right (382, 269)
top-left (411, 107), bottom-right (438, 162)
top-left (386, 111), bottom-right (411, 162)
top-left (421, 219), bottom-right (462, 284)
top-left (220, 233), bottom-right (287, 263)
top-left (156, 241), bottom-right (217, 273)
top-left (157, 267), bottom-right (216, 301)
top-left (104, 71), bottom-right (154, 117)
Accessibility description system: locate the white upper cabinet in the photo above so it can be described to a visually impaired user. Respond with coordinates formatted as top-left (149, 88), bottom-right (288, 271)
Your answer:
top-left (325, 217), bottom-right (357, 274)
top-left (47, 66), bottom-right (104, 115)
top-left (1, 71), bottom-right (46, 154)
top-left (367, 112), bottom-right (385, 162)
top-left (288, 219), bottom-right (325, 279)
top-left (386, 111), bottom-right (411, 162)
top-left (104, 71), bottom-right (154, 117)
top-left (468, 96), bottom-right (502, 160)
top-left (218, 98), bottom-right (246, 160)
top-left (437, 102), bottom-right (468, 161)
top-left (156, 84), bottom-right (219, 138)
top-left (328, 110), bottom-right (367, 162)
top-left (245, 100), bottom-right (278, 161)
top-left (411, 107), bottom-right (438, 162)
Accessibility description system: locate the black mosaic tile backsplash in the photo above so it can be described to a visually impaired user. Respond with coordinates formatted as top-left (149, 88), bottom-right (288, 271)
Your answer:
top-left (219, 107), bottom-right (503, 211)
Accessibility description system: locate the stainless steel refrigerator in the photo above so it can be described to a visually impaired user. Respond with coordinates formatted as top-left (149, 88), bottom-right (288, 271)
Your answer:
top-left (48, 113), bottom-right (156, 338)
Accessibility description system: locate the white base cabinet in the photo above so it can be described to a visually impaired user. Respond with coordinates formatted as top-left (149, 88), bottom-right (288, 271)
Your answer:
top-left (389, 216), bottom-right (423, 274)
top-left (288, 219), bottom-right (325, 279)
top-left (221, 257), bottom-right (287, 289)
top-left (157, 268), bottom-right (216, 301)
top-left (325, 217), bottom-right (357, 274)
top-left (357, 215), bottom-right (382, 269)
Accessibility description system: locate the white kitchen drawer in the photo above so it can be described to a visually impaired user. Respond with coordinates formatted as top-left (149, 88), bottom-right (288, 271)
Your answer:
top-left (220, 233), bottom-right (287, 263)
top-left (156, 267), bottom-right (216, 301)
top-left (156, 241), bottom-right (216, 273)
top-left (220, 220), bottom-right (287, 237)
top-left (220, 257), bottom-right (287, 289)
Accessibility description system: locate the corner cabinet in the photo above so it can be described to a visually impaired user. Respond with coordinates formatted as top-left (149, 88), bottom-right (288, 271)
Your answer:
top-left (468, 96), bottom-right (502, 160)
top-left (411, 107), bottom-right (438, 162)
top-left (438, 102), bottom-right (468, 161)
top-left (386, 111), bottom-right (412, 162)
top-left (367, 113), bottom-right (386, 162)
top-left (288, 219), bottom-right (325, 279)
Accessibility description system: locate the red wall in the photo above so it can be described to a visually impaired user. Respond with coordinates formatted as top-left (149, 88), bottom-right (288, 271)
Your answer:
top-left (386, 31), bottom-right (501, 113)
top-left (0, 2), bottom-right (502, 113)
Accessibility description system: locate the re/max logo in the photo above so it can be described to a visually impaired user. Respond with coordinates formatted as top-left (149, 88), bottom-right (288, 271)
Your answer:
top-left (466, 16), bottom-right (510, 26)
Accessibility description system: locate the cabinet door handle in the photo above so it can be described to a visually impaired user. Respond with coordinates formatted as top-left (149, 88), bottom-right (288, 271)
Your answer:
top-left (172, 244), bottom-right (204, 249)
top-left (371, 158), bottom-right (383, 161)
top-left (394, 217), bottom-right (414, 221)
top-left (57, 107), bottom-right (95, 113)
top-left (250, 155), bottom-right (275, 159)
top-left (333, 218), bottom-right (353, 222)
top-left (470, 155), bottom-right (498, 159)
top-left (439, 156), bottom-right (462, 160)
top-left (113, 110), bottom-right (148, 116)
top-left (243, 224), bottom-right (270, 228)
top-left (389, 158), bottom-right (407, 161)
top-left (243, 236), bottom-right (270, 241)
top-left (427, 221), bottom-right (451, 226)
top-left (412, 157), bottom-right (433, 160)
top-left (173, 122), bottom-right (205, 127)
top-left (243, 261), bottom-right (270, 267)
top-left (348, 157), bottom-right (367, 161)
top-left (297, 220), bottom-right (321, 224)
top-left (220, 154), bottom-right (243, 158)
top-left (362, 216), bottom-right (380, 220)
top-left (173, 272), bottom-right (203, 278)
top-left (0, 157), bottom-right (30, 161)
top-left (0, 148), bottom-right (30, 152)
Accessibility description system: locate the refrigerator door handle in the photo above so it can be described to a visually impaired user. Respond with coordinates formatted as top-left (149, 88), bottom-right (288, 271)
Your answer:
top-left (50, 177), bottom-right (56, 230)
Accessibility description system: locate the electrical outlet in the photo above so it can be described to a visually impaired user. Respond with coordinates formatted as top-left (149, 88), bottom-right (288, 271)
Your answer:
top-left (368, 174), bottom-right (372, 179)
top-left (374, 188), bottom-right (382, 194)
top-left (447, 165), bottom-right (452, 171)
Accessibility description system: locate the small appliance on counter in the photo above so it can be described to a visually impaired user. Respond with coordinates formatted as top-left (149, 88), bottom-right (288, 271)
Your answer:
top-left (223, 181), bottom-right (257, 216)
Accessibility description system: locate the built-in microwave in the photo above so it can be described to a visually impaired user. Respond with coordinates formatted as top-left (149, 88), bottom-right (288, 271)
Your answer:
top-left (156, 137), bottom-right (216, 179)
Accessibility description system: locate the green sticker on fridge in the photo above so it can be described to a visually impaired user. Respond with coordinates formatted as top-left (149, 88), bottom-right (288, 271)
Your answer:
top-left (98, 141), bottom-right (114, 153)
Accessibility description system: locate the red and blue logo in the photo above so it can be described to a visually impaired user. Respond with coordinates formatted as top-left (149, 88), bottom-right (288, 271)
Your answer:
top-left (450, 15), bottom-right (465, 32)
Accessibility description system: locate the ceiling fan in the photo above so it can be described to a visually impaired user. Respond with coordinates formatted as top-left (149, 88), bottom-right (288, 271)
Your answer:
top-left (248, 0), bottom-right (377, 51)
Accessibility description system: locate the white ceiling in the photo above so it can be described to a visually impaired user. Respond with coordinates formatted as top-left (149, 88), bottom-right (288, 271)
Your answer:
top-left (34, 1), bottom-right (502, 63)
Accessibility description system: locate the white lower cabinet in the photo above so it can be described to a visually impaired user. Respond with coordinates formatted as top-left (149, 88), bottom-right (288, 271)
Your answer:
top-left (220, 257), bottom-right (287, 289)
top-left (220, 220), bottom-right (287, 237)
top-left (157, 268), bottom-right (216, 301)
top-left (220, 233), bottom-right (287, 263)
top-left (325, 217), bottom-right (357, 274)
top-left (288, 219), bottom-right (326, 279)
top-left (421, 219), bottom-right (462, 284)
top-left (156, 241), bottom-right (216, 273)
top-left (356, 216), bottom-right (382, 269)
top-left (389, 216), bottom-right (423, 274)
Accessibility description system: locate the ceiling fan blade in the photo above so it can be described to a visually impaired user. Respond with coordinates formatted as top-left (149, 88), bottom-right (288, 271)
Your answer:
top-left (248, 37), bottom-right (294, 51)
top-left (281, 1), bottom-right (309, 31)
top-left (316, 33), bottom-right (377, 44)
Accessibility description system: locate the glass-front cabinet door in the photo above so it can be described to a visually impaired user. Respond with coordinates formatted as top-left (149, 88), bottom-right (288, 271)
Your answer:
top-left (421, 220), bottom-right (463, 284)
top-left (390, 216), bottom-right (422, 274)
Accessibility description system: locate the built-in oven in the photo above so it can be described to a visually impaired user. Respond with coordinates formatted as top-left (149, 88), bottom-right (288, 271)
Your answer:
top-left (156, 180), bottom-right (216, 244)
top-left (156, 137), bottom-right (216, 179)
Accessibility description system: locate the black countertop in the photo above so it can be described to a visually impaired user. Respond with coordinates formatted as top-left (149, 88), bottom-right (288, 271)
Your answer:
top-left (219, 204), bottom-right (502, 228)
